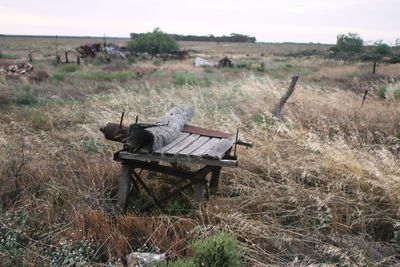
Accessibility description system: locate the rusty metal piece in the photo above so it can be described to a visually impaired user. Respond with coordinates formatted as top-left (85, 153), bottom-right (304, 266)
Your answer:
top-left (100, 123), bottom-right (128, 142)
top-left (119, 112), bottom-right (125, 130)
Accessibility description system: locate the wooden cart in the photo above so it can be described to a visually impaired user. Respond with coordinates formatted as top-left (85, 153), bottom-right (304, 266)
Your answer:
top-left (113, 127), bottom-right (239, 213)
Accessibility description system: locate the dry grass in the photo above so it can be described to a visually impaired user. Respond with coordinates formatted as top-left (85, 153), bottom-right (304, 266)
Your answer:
top-left (1, 38), bottom-right (400, 266)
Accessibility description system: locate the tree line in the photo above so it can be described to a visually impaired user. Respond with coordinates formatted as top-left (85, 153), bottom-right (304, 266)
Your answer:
top-left (130, 32), bottom-right (256, 43)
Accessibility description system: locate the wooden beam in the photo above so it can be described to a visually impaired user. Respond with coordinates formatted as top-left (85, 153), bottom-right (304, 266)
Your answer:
top-left (118, 164), bottom-right (133, 212)
top-left (118, 151), bottom-right (238, 167)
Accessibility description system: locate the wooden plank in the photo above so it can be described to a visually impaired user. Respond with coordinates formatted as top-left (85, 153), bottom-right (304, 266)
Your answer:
top-left (202, 136), bottom-right (236, 160)
top-left (118, 151), bottom-right (238, 167)
top-left (153, 132), bottom-right (190, 154)
top-left (190, 138), bottom-right (221, 157)
top-left (178, 136), bottom-right (210, 156)
top-left (183, 125), bottom-right (231, 138)
top-left (164, 134), bottom-right (201, 155)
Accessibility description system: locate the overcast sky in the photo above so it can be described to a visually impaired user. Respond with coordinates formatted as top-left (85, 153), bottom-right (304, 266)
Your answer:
top-left (0, 0), bottom-right (399, 44)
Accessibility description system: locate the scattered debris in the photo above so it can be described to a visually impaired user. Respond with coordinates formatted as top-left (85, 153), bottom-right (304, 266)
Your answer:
top-left (218, 56), bottom-right (234, 67)
top-left (194, 57), bottom-right (218, 67)
top-left (76, 43), bottom-right (102, 58)
top-left (0, 62), bottom-right (33, 75)
top-left (76, 43), bottom-right (130, 59)
top-left (164, 49), bottom-right (190, 60)
top-left (122, 252), bottom-right (166, 267)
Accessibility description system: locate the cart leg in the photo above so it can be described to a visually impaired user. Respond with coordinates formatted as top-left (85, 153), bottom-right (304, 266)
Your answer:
top-left (192, 181), bottom-right (205, 206)
top-left (118, 164), bottom-right (133, 213)
top-left (209, 167), bottom-right (222, 195)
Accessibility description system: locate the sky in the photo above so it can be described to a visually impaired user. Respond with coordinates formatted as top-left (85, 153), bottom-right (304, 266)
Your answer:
top-left (0, 0), bottom-right (399, 44)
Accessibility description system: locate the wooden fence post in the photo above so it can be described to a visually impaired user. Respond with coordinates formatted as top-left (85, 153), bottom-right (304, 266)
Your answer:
top-left (272, 75), bottom-right (300, 119)
top-left (77, 55), bottom-right (80, 65)
top-left (372, 61), bottom-right (377, 74)
top-left (65, 51), bottom-right (69, 63)
top-left (361, 89), bottom-right (368, 107)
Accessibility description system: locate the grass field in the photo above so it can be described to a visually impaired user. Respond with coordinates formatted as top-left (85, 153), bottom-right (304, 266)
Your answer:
top-left (1, 36), bottom-right (400, 266)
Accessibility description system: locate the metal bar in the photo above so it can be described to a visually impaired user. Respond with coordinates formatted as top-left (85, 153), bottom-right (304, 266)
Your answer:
top-left (131, 169), bottom-right (162, 210)
top-left (119, 112), bottom-right (125, 130)
top-left (140, 182), bottom-right (193, 211)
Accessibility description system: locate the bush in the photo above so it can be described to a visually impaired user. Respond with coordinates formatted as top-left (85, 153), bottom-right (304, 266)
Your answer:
top-left (52, 72), bottom-right (66, 81)
top-left (50, 239), bottom-right (97, 267)
top-left (373, 41), bottom-right (392, 56)
top-left (0, 53), bottom-right (19, 59)
top-left (13, 85), bottom-right (37, 105)
top-left (59, 64), bottom-right (79, 73)
top-left (153, 59), bottom-right (164, 66)
top-left (29, 111), bottom-right (50, 130)
top-left (29, 70), bottom-right (50, 82)
top-left (378, 87), bottom-right (387, 99)
top-left (128, 28), bottom-right (179, 59)
top-left (333, 33), bottom-right (364, 54)
top-left (81, 71), bottom-right (131, 82)
top-left (173, 73), bottom-right (201, 86)
top-left (192, 232), bottom-right (242, 267)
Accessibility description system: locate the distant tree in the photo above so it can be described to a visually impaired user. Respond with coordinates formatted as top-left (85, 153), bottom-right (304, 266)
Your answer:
top-left (128, 28), bottom-right (179, 59)
top-left (373, 41), bottom-right (392, 56)
top-left (334, 32), bottom-right (364, 53)
top-left (395, 38), bottom-right (400, 48)
top-left (130, 32), bottom-right (256, 43)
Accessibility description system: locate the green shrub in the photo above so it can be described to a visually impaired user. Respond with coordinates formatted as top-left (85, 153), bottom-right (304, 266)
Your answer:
top-left (332, 33), bottom-right (364, 54)
top-left (127, 56), bottom-right (138, 64)
top-left (0, 208), bottom-right (32, 265)
top-left (50, 239), bottom-right (97, 267)
top-left (13, 85), bottom-right (37, 105)
top-left (128, 28), bottom-right (179, 58)
top-left (79, 139), bottom-right (104, 154)
top-left (81, 71), bottom-right (131, 82)
top-left (93, 54), bottom-right (110, 65)
top-left (0, 53), bottom-right (19, 59)
top-left (373, 41), bottom-right (392, 56)
top-left (283, 64), bottom-right (293, 71)
top-left (378, 87), bottom-right (387, 99)
top-left (52, 72), bottom-right (66, 81)
top-left (59, 64), bottom-right (79, 73)
top-left (192, 232), bottom-right (242, 267)
top-left (394, 88), bottom-right (400, 100)
top-left (29, 70), bottom-right (50, 82)
top-left (29, 111), bottom-right (50, 130)
top-left (257, 62), bottom-right (265, 72)
top-left (153, 59), bottom-right (164, 66)
top-left (173, 73), bottom-right (200, 86)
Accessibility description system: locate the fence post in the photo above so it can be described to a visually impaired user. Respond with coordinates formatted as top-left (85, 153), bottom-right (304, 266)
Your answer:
top-left (272, 75), bottom-right (300, 119)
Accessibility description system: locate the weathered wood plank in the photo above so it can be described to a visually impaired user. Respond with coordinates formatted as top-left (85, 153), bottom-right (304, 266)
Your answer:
top-left (165, 134), bottom-right (200, 155)
top-left (153, 132), bottom-right (190, 154)
top-left (202, 136), bottom-right (236, 159)
top-left (190, 138), bottom-right (221, 157)
top-left (118, 151), bottom-right (237, 167)
top-left (178, 136), bottom-right (210, 156)
top-left (183, 125), bottom-right (231, 138)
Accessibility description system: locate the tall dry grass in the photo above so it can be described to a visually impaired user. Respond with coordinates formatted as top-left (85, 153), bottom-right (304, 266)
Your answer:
top-left (1, 73), bottom-right (400, 265)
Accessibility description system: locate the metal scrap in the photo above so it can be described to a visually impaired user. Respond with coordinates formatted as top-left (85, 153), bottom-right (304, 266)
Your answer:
top-left (194, 57), bottom-right (218, 67)
top-left (219, 56), bottom-right (234, 67)
top-left (76, 43), bottom-right (130, 59)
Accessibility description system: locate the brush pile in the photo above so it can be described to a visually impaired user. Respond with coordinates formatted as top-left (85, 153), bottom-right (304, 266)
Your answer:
top-left (0, 62), bottom-right (33, 75)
